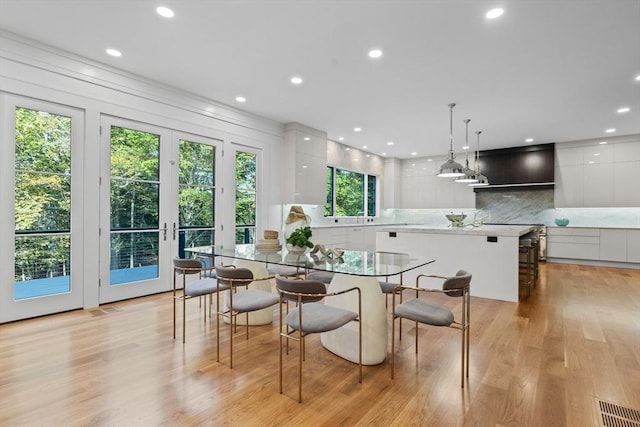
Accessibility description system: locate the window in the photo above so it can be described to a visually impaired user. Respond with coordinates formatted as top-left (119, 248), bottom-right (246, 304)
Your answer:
top-left (325, 166), bottom-right (377, 217)
top-left (109, 126), bottom-right (160, 284)
top-left (178, 140), bottom-right (215, 256)
top-left (14, 107), bottom-right (72, 299)
top-left (235, 151), bottom-right (256, 243)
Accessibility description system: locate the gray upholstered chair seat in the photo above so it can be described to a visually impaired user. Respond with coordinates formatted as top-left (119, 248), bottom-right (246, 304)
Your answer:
top-left (231, 289), bottom-right (279, 313)
top-left (285, 303), bottom-right (358, 334)
top-left (379, 281), bottom-right (398, 294)
top-left (185, 278), bottom-right (227, 297)
top-left (306, 270), bottom-right (335, 284)
top-left (394, 298), bottom-right (454, 327)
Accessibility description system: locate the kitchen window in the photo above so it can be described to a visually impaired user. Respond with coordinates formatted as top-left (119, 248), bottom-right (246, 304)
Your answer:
top-left (325, 166), bottom-right (377, 217)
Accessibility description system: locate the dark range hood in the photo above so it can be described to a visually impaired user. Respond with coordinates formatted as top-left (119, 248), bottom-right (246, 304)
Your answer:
top-left (473, 143), bottom-right (555, 192)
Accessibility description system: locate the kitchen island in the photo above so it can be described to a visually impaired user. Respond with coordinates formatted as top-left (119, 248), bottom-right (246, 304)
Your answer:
top-left (376, 224), bottom-right (534, 302)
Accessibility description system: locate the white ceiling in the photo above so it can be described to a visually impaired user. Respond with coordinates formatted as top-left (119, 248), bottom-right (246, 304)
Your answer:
top-left (0, 0), bottom-right (639, 159)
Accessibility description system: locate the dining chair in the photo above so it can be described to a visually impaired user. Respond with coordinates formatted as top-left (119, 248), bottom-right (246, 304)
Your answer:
top-left (275, 275), bottom-right (362, 402)
top-left (172, 258), bottom-right (229, 344)
top-left (215, 265), bottom-right (279, 368)
top-left (390, 270), bottom-right (471, 387)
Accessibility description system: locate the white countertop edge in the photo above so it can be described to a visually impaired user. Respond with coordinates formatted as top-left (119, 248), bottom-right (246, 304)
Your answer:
top-left (376, 224), bottom-right (535, 237)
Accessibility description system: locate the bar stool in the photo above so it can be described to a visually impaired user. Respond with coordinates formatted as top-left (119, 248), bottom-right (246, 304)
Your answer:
top-left (519, 238), bottom-right (534, 298)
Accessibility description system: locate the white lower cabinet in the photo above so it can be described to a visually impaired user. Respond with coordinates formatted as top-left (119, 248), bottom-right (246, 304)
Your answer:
top-left (547, 227), bottom-right (600, 260)
top-left (628, 230), bottom-right (640, 263)
top-left (548, 227), bottom-right (640, 264)
top-left (599, 229), bottom-right (628, 262)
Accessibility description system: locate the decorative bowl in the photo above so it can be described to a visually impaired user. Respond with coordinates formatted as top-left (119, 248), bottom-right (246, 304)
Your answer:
top-left (446, 214), bottom-right (467, 227)
top-left (554, 218), bottom-right (570, 227)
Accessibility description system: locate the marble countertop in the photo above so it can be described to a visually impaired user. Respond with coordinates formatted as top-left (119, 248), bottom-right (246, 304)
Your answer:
top-left (376, 224), bottom-right (535, 237)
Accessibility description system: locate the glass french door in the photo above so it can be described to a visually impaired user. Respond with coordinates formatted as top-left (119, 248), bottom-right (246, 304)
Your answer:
top-left (175, 134), bottom-right (218, 261)
top-left (99, 119), bottom-right (220, 302)
top-left (0, 96), bottom-right (84, 322)
top-left (99, 117), bottom-right (173, 303)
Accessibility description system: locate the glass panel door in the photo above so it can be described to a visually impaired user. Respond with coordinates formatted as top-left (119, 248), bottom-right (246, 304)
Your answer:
top-left (99, 117), bottom-right (172, 303)
top-left (0, 97), bottom-right (83, 322)
top-left (235, 151), bottom-right (256, 244)
top-left (177, 138), bottom-right (216, 257)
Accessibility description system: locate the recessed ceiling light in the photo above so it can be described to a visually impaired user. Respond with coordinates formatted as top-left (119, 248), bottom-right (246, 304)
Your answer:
top-left (156, 6), bottom-right (174, 18)
top-left (599, 141), bottom-right (608, 145)
top-left (106, 48), bottom-right (122, 57)
top-left (605, 128), bottom-right (616, 133)
top-left (235, 96), bottom-right (246, 103)
top-left (525, 138), bottom-right (534, 143)
top-left (462, 145), bottom-right (470, 150)
top-left (588, 161), bottom-right (595, 164)
top-left (338, 137), bottom-right (344, 141)
top-left (302, 165), bottom-right (308, 169)
top-left (382, 152), bottom-right (387, 156)
top-left (427, 158), bottom-right (433, 162)
top-left (290, 76), bottom-right (303, 85)
top-left (411, 152), bottom-right (417, 156)
top-left (617, 107), bottom-right (630, 113)
top-left (486, 8), bottom-right (504, 19)
top-left (593, 153), bottom-right (601, 156)
top-left (387, 141), bottom-right (394, 146)
top-left (362, 145), bottom-right (368, 149)
top-left (635, 74), bottom-right (640, 81)
top-left (368, 49), bottom-right (383, 59)
top-left (353, 127), bottom-right (362, 132)
top-left (303, 137), bottom-right (310, 141)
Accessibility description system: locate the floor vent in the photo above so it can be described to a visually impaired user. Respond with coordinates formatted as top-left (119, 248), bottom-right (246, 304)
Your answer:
top-left (88, 306), bottom-right (120, 317)
top-left (597, 399), bottom-right (640, 427)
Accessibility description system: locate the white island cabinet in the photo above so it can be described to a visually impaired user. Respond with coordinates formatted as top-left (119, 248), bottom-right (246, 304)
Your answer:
top-left (376, 225), bottom-right (534, 302)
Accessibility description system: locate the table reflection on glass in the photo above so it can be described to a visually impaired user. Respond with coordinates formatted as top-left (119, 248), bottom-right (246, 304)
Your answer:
top-left (186, 244), bottom-right (435, 365)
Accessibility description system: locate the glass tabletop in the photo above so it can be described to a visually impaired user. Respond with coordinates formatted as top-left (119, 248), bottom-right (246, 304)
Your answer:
top-left (185, 244), bottom-right (435, 278)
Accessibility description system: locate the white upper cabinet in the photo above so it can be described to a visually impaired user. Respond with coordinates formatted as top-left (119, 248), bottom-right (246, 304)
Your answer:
top-left (555, 137), bottom-right (640, 207)
top-left (282, 123), bottom-right (327, 205)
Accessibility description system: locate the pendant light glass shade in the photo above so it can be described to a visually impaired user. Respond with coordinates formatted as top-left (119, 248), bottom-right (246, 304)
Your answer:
top-left (468, 130), bottom-right (490, 187)
top-left (455, 119), bottom-right (479, 183)
top-left (438, 103), bottom-right (465, 178)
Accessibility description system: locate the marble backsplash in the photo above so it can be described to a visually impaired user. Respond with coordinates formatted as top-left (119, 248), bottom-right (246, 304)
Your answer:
top-left (285, 190), bottom-right (640, 229)
top-left (475, 188), bottom-right (554, 224)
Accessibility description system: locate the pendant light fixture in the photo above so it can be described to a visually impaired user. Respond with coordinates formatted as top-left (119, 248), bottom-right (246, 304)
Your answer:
top-left (468, 130), bottom-right (490, 187)
top-left (455, 118), bottom-right (479, 183)
top-left (437, 103), bottom-right (465, 178)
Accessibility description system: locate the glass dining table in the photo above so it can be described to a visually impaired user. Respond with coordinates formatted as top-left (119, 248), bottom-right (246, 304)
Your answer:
top-left (186, 244), bottom-right (435, 365)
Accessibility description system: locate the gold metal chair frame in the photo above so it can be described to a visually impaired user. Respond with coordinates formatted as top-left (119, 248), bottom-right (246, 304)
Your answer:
top-left (391, 273), bottom-right (471, 387)
top-left (172, 260), bottom-right (223, 344)
top-left (215, 268), bottom-right (276, 369)
top-left (277, 284), bottom-right (363, 403)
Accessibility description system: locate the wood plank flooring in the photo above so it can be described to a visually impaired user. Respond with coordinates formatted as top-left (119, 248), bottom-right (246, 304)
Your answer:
top-left (1, 263), bottom-right (639, 426)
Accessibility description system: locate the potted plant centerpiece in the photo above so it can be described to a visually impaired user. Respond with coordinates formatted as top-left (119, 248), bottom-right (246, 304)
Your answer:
top-left (285, 226), bottom-right (313, 255)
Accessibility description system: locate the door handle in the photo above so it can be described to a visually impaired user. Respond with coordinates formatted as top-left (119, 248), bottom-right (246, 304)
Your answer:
top-left (163, 222), bottom-right (167, 241)
top-left (173, 222), bottom-right (176, 240)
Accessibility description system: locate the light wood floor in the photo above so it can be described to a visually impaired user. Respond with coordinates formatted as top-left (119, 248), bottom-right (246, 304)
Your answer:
top-left (1, 263), bottom-right (639, 427)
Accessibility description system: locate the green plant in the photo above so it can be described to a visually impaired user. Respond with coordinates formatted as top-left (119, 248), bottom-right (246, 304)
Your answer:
top-left (286, 226), bottom-right (313, 248)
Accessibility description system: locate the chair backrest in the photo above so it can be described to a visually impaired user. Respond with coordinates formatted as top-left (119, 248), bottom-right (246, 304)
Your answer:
top-left (215, 265), bottom-right (253, 287)
top-left (173, 258), bottom-right (204, 275)
top-left (442, 270), bottom-right (471, 297)
top-left (275, 275), bottom-right (326, 303)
